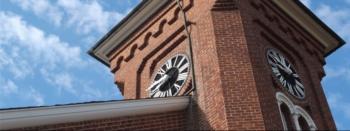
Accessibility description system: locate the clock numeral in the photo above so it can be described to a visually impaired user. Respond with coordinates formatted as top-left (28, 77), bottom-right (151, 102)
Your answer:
top-left (176, 56), bottom-right (186, 68)
top-left (172, 56), bottom-right (178, 67)
top-left (287, 83), bottom-right (294, 95)
top-left (167, 89), bottom-right (172, 96)
top-left (148, 54), bottom-right (190, 98)
top-left (166, 60), bottom-right (172, 69)
top-left (295, 81), bottom-right (305, 96)
top-left (272, 67), bottom-right (280, 76)
top-left (281, 79), bottom-right (287, 87)
top-left (174, 56), bottom-right (182, 67)
top-left (158, 68), bottom-right (166, 75)
top-left (293, 73), bottom-right (299, 78)
top-left (153, 91), bottom-right (161, 97)
top-left (174, 84), bottom-right (181, 90)
top-left (279, 76), bottom-right (284, 83)
top-left (292, 84), bottom-right (300, 97)
top-left (179, 63), bottom-right (189, 73)
top-left (296, 80), bottom-right (304, 90)
top-left (280, 55), bottom-right (286, 67)
top-left (178, 73), bottom-right (188, 81)
top-left (267, 49), bottom-right (305, 99)
top-left (150, 88), bottom-right (159, 96)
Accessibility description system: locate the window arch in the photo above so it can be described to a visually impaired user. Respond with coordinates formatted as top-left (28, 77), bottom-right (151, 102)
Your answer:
top-left (298, 116), bottom-right (309, 130)
top-left (295, 106), bottom-right (317, 130)
top-left (280, 103), bottom-right (294, 130)
top-left (276, 92), bottom-right (317, 130)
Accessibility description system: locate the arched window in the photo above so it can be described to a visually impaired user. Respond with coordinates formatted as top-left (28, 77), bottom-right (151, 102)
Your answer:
top-left (295, 106), bottom-right (317, 130)
top-left (280, 103), bottom-right (294, 130)
top-left (276, 92), bottom-right (295, 130)
top-left (298, 116), bottom-right (309, 130)
top-left (276, 92), bottom-right (317, 130)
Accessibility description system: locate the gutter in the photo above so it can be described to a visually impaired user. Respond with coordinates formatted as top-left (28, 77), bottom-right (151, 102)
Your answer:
top-left (293, 0), bottom-right (346, 57)
top-left (0, 96), bottom-right (189, 130)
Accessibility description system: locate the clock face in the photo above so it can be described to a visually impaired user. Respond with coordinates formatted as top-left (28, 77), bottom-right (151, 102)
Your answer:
top-left (267, 49), bottom-right (305, 99)
top-left (147, 54), bottom-right (190, 98)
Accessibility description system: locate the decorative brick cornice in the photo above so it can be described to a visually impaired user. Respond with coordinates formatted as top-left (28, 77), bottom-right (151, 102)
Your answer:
top-left (111, 0), bottom-right (194, 73)
top-left (212, 0), bottom-right (238, 11)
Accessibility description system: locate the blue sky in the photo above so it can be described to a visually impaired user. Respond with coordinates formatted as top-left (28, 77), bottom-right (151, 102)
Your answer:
top-left (0, 0), bottom-right (140, 107)
top-left (0, 0), bottom-right (349, 129)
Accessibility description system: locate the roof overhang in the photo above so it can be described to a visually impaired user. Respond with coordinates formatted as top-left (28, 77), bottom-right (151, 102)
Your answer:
top-left (0, 96), bottom-right (189, 130)
top-left (271, 0), bottom-right (345, 56)
top-left (89, 0), bottom-right (345, 67)
top-left (88, 0), bottom-right (171, 66)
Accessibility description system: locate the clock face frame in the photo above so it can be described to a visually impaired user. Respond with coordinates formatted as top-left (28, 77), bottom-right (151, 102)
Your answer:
top-left (266, 49), bottom-right (305, 99)
top-left (147, 54), bottom-right (190, 98)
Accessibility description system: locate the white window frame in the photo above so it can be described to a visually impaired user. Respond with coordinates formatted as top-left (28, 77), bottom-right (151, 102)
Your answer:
top-left (276, 92), bottom-right (317, 130)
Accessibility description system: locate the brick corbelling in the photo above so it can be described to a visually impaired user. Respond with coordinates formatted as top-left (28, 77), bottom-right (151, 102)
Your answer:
top-left (250, 0), bottom-right (326, 65)
top-left (238, 0), bottom-right (336, 130)
top-left (110, 0), bottom-right (194, 99)
top-left (15, 111), bottom-right (186, 131)
top-left (212, 0), bottom-right (239, 11)
top-left (109, 0), bottom-right (194, 73)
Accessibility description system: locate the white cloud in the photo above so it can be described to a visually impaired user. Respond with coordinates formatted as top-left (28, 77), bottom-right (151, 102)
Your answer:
top-left (0, 76), bottom-right (44, 107)
top-left (57, 0), bottom-right (125, 34)
top-left (0, 48), bottom-right (33, 79)
top-left (78, 81), bottom-right (120, 101)
top-left (328, 93), bottom-right (350, 119)
top-left (315, 4), bottom-right (350, 48)
top-left (0, 48), bottom-right (11, 69)
top-left (11, 0), bottom-right (63, 26)
top-left (11, 0), bottom-right (127, 35)
top-left (40, 69), bottom-right (76, 95)
top-left (25, 87), bottom-right (45, 106)
top-left (0, 11), bottom-right (84, 97)
top-left (0, 79), bottom-right (18, 95)
top-left (314, 2), bottom-right (350, 129)
top-left (54, 73), bottom-right (73, 91)
top-left (0, 0), bottom-right (129, 108)
top-left (324, 66), bottom-right (350, 80)
top-left (316, 2), bottom-right (350, 80)
top-left (0, 11), bottom-right (83, 70)
top-left (80, 85), bottom-right (103, 100)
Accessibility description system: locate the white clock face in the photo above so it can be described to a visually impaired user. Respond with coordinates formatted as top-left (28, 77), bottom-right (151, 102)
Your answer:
top-left (267, 49), bottom-right (305, 99)
top-left (147, 54), bottom-right (190, 98)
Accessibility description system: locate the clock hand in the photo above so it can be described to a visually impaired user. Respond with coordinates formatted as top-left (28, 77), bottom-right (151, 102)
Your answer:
top-left (271, 55), bottom-right (290, 73)
top-left (292, 73), bottom-right (299, 78)
top-left (276, 64), bottom-right (293, 75)
top-left (149, 83), bottom-right (162, 96)
top-left (146, 74), bottom-right (169, 91)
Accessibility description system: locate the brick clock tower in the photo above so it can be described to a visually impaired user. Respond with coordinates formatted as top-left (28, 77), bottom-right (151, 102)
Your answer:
top-left (89, 0), bottom-right (344, 130)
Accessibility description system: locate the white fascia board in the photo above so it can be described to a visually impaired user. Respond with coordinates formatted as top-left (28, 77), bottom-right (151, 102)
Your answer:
top-left (91, 0), bottom-right (170, 66)
top-left (0, 96), bottom-right (189, 130)
top-left (271, 0), bottom-right (341, 55)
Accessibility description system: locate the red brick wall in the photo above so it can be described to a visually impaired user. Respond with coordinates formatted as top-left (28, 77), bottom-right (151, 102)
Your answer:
top-left (16, 111), bottom-right (186, 131)
top-left (105, 0), bottom-right (336, 130)
top-left (109, 0), bottom-right (194, 99)
top-left (188, 0), bottom-right (228, 130)
top-left (210, 9), bottom-right (266, 131)
top-left (239, 0), bottom-right (336, 130)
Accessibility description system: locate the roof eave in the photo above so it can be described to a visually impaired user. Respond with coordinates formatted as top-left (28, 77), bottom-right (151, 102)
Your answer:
top-left (293, 0), bottom-right (346, 57)
top-left (272, 0), bottom-right (345, 57)
top-left (88, 0), bottom-right (170, 67)
top-left (88, 0), bottom-right (148, 56)
top-left (0, 96), bottom-right (190, 130)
